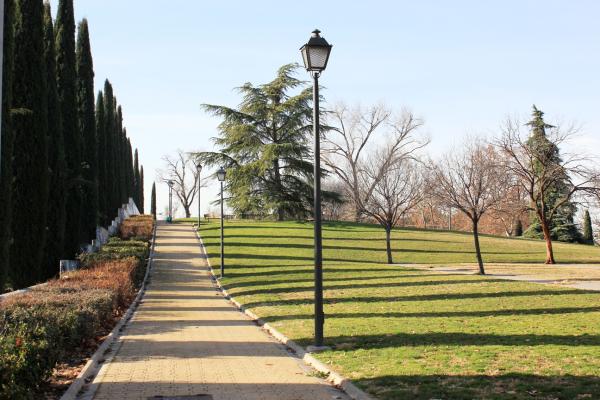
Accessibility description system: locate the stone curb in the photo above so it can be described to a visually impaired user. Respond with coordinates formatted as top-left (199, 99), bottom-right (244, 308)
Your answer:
top-left (192, 225), bottom-right (376, 400)
top-left (60, 224), bottom-right (158, 400)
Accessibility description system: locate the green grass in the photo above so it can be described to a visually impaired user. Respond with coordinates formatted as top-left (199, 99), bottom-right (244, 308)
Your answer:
top-left (198, 220), bottom-right (600, 400)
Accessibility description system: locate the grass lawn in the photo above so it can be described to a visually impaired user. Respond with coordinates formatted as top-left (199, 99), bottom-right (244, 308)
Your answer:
top-left (197, 220), bottom-right (600, 400)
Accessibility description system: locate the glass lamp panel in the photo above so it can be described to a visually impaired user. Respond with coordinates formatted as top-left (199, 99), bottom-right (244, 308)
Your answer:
top-left (301, 46), bottom-right (310, 70)
top-left (307, 46), bottom-right (330, 70)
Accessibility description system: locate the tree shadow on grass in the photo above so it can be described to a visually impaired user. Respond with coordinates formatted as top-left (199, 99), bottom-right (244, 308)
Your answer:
top-left (241, 289), bottom-right (594, 308)
top-left (355, 373), bottom-right (600, 400)
top-left (228, 278), bottom-right (510, 297)
top-left (317, 331), bottom-right (600, 349)
top-left (222, 273), bottom-right (459, 288)
top-left (261, 306), bottom-right (600, 322)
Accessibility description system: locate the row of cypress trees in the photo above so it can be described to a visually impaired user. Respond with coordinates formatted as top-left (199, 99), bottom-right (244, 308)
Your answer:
top-left (0, 0), bottom-right (144, 291)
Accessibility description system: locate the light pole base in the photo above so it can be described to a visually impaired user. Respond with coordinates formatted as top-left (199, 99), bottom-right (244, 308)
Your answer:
top-left (306, 345), bottom-right (331, 353)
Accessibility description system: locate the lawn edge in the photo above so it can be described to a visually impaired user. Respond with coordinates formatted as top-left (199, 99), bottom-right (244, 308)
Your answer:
top-left (60, 223), bottom-right (158, 400)
top-left (194, 224), bottom-right (376, 400)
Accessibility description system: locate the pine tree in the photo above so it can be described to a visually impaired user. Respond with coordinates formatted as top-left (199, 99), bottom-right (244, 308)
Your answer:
top-left (95, 90), bottom-right (106, 224)
top-left (151, 182), bottom-right (157, 220)
top-left (139, 165), bottom-right (145, 213)
top-left (56, 0), bottom-right (82, 256)
top-left (583, 210), bottom-right (594, 245)
top-left (43, 1), bottom-right (67, 280)
top-left (199, 64), bottom-right (315, 219)
top-left (133, 149), bottom-right (140, 208)
top-left (0, 0), bottom-right (16, 290)
top-left (10, 0), bottom-right (49, 287)
top-left (76, 18), bottom-right (98, 241)
top-left (523, 106), bottom-right (582, 243)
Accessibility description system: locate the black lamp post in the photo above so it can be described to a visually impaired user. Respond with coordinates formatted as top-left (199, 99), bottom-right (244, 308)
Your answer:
top-left (196, 163), bottom-right (203, 227)
top-left (167, 180), bottom-right (174, 223)
top-left (217, 167), bottom-right (226, 278)
top-left (300, 29), bottom-right (332, 349)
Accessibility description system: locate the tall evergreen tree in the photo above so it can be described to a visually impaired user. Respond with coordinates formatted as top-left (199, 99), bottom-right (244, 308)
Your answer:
top-left (198, 64), bottom-right (315, 220)
top-left (43, 1), bottom-right (67, 280)
top-left (0, 0), bottom-right (16, 290)
top-left (76, 18), bottom-right (98, 241)
top-left (133, 148), bottom-right (140, 207)
top-left (102, 80), bottom-right (115, 218)
top-left (126, 137), bottom-right (134, 198)
top-left (523, 106), bottom-right (581, 243)
top-left (139, 165), bottom-right (145, 213)
top-left (582, 210), bottom-right (594, 245)
top-left (56, 0), bottom-right (82, 255)
top-left (150, 182), bottom-right (156, 220)
top-left (10, 0), bottom-right (49, 287)
top-left (95, 90), bottom-right (106, 224)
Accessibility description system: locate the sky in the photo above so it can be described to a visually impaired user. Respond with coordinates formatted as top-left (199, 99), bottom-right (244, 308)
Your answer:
top-left (50, 0), bottom-right (600, 218)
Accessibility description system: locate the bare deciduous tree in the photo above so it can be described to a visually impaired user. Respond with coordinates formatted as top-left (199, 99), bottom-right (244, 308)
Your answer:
top-left (323, 103), bottom-right (428, 222)
top-left (497, 120), bottom-right (600, 264)
top-left (157, 150), bottom-right (207, 218)
top-left (430, 139), bottom-right (509, 274)
top-left (362, 156), bottom-right (425, 264)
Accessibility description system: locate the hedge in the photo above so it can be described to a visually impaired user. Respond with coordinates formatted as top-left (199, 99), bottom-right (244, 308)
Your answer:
top-left (0, 217), bottom-right (153, 399)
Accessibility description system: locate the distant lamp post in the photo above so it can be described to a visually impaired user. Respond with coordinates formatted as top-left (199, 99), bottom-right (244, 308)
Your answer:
top-left (196, 163), bottom-right (203, 227)
top-left (167, 180), bottom-right (174, 223)
top-left (300, 29), bottom-right (332, 349)
top-left (217, 167), bottom-right (227, 278)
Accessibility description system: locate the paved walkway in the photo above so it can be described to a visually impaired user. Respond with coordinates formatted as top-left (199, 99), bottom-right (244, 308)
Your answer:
top-left (407, 263), bottom-right (600, 291)
top-left (86, 223), bottom-right (348, 400)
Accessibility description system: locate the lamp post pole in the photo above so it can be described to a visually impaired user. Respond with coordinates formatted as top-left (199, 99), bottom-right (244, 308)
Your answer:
top-left (220, 180), bottom-right (224, 277)
top-left (0, 0), bottom-right (4, 173)
top-left (312, 71), bottom-right (324, 347)
top-left (300, 29), bottom-right (332, 349)
top-left (167, 180), bottom-right (174, 222)
top-left (217, 167), bottom-right (227, 278)
top-left (197, 164), bottom-right (202, 227)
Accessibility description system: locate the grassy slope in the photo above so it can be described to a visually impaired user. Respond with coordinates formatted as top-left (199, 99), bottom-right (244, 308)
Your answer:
top-left (198, 220), bottom-right (600, 400)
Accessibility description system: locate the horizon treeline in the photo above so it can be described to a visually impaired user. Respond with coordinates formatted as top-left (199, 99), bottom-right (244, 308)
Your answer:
top-left (0, 0), bottom-right (145, 291)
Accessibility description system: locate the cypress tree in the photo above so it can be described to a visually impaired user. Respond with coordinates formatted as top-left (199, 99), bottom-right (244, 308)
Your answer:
top-left (0, 0), bottom-right (16, 290)
top-left (139, 165), bottom-right (145, 213)
top-left (583, 210), bottom-right (594, 245)
top-left (133, 149), bottom-right (140, 208)
top-left (43, 1), bottom-right (67, 280)
top-left (76, 18), bottom-right (98, 241)
top-left (56, 0), bottom-right (82, 256)
top-left (95, 91), bottom-right (106, 225)
top-left (151, 182), bottom-right (156, 220)
top-left (116, 105), bottom-right (126, 204)
top-left (103, 80), bottom-right (115, 218)
top-left (10, 0), bottom-right (49, 287)
top-left (126, 137), bottom-right (134, 198)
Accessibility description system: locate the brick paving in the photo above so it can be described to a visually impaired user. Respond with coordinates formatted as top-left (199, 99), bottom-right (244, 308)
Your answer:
top-left (87, 223), bottom-right (348, 400)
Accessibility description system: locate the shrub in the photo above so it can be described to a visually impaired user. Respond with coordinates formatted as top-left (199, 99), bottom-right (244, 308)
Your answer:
top-left (0, 215), bottom-right (154, 398)
top-left (120, 215), bottom-right (153, 241)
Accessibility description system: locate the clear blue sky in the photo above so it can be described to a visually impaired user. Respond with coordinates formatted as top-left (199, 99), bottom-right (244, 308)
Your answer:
top-left (50, 0), bottom-right (600, 217)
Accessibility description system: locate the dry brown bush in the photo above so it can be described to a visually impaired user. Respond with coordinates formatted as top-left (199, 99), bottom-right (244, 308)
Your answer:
top-left (119, 215), bottom-right (154, 240)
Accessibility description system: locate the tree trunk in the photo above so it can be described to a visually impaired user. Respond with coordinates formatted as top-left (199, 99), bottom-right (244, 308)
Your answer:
top-left (385, 225), bottom-right (393, 264)
top-left (472, 219), bottom-right (485, 275)
top-left (184, 205), bottom-right (191, 218)
top-left (354, 205), bottom-right (361, 223)
top-left (540, 219), bottom-right (556, 264)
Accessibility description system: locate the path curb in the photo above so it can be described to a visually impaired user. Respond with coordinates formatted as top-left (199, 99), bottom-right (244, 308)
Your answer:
top-left (60, 224), bottom-right (158, 400)
top-left (193, 225), bottom-right (376, 400)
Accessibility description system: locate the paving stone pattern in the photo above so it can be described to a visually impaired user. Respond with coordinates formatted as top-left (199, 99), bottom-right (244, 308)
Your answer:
top-left (89, 223), bottom-right (348, 400)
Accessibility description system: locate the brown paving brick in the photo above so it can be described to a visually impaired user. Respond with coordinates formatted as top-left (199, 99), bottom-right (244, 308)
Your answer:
top-left (88, 223), bottom-right (348, 400)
